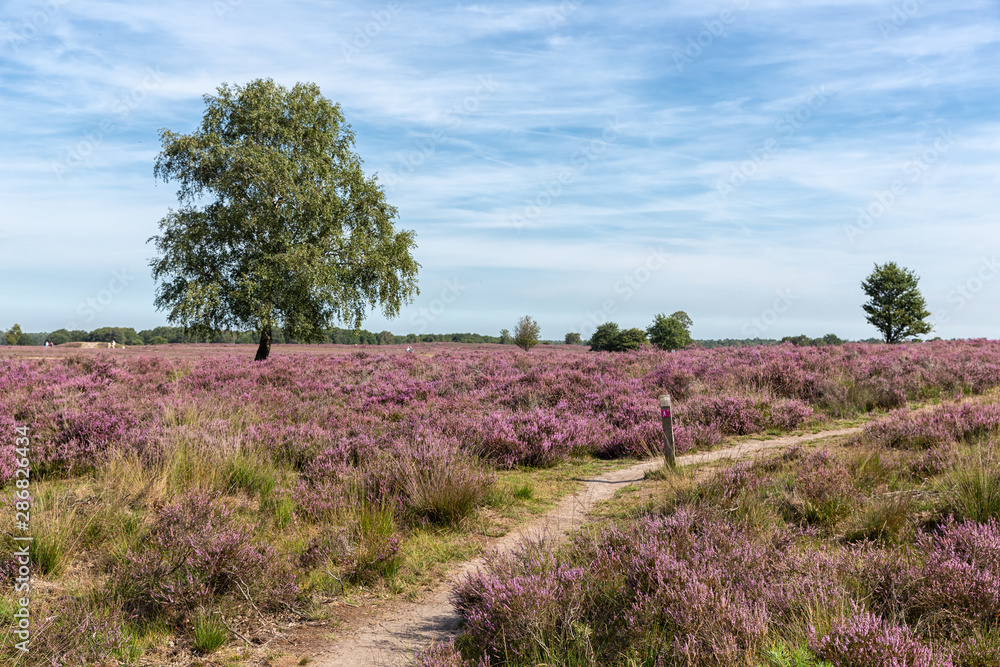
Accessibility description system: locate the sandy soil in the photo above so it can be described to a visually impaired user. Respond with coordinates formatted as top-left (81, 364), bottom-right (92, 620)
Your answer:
top-left (309, 426), bottom-right (861, 667)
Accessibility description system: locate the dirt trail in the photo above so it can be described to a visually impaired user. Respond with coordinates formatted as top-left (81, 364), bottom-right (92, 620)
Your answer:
top-left (311, 426), bottom-right (861, 667)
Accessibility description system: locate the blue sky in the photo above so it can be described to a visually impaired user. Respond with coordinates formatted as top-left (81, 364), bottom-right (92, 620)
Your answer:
top-left (2, 0), bottom-right (999, 341)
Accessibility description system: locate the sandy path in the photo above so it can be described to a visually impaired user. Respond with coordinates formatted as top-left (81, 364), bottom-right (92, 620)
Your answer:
top-left (311, 426), bottom-right (860, 667)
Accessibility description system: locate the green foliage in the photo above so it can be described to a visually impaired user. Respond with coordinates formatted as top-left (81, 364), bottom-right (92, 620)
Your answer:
top-left (345, 504), bottom-right (402, 584)
top-left (191, 612), bottom-right (229, 654)
top-left (589, 322), bottom-right (648, 352)
top-left (647, 311), bottom-right (693, 351)
top-left (589, 322), bottom-right (621, 351)
top-left (765, 643), bottom-right (831, 667)
top-left (564, 332), bottom-right (582, 345)
top-left (861, 262), bottom-right (932, 343)
top-left (782, 333), bottom-right (845, 347)
top-left (4, 323), bottom-right (34, 346)
top-left (944, 451), bottom-right (1000, 523)
top-left (149, 78), bottom-right (420, 361)
top-left (4, 323), bottom-right (20, 346)
top-left (30, 532), bottom-right (65, 576)
top-left (46, 329), bottom-right (72, 345)
top-left (88, 327), bottom-right (143, 346)
top-left (618, 327), bottom-right (649, 351)
top-left (499, 328), bottom-right (511, 345)
top-left (224, 453), bottom-right (279, 499)
top-left (513, 316), bottom-right (540, 352)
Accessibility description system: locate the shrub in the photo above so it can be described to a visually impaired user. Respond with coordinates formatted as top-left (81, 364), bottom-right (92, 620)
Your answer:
top-left (769, 399), bottom-right (816, 430)
top-left (513, 316), bottom-right (540, 352)
top-left (782, 451), bottom-right (859, 530)
top-left (28, 596), bottom-right (142, 666)
top-left (112, 491), bottom-right (297, 619)
top-left (809, 610), bottom-right (952, 667)
top-left (452, 511), bottom-right (845, 666)
top-left (853, 403), bottom-right (1000, 451)
top-left (852, 519), bottom-right (1000, 637)
top-left (682, 395), bottom-right (767, 435)
top-left (470, 408), bottom-right (590, 468)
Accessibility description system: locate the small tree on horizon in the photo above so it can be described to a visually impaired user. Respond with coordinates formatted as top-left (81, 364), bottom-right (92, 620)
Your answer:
top-left (513, 316), bottom-right (540, 351)
top-left (499, 328), bottom-right (511, 345)
top-left (647, 311), bottom-right (693, 351)
top-left (861, 262), bottom-right (932, 343)
top-left (564, 332), bottom-right (582, 345)
top-left (589, 322), bottom-right (621, 352)
top-left (4, 324), bottom-right (23, 346)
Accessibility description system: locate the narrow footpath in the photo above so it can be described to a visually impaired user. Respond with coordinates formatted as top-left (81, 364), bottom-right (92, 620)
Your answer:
top-left (312, 427), bottom-right (861, 667)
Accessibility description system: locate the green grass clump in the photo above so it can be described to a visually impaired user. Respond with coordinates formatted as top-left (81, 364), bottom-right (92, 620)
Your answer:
top-left (191, 612), bottom-right (229, 654)
top-left (225, 451), bottom-right (279, 498)
top-left (942, 450), bottom-right (1000, 523)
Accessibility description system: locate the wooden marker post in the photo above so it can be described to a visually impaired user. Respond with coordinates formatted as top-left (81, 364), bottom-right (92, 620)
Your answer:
top-left (659, 394), bottom-right (676, 467)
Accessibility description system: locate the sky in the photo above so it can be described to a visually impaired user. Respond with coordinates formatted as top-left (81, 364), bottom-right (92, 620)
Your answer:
top-left (1, 0), bottom-right (999, 342)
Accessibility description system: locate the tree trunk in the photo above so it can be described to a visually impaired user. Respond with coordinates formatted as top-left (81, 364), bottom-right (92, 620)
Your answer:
top-left (254, 323), bottom-right (272, 361)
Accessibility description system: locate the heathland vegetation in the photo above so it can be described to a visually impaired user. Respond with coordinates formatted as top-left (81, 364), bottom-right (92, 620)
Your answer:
top-left (3, 340), bottom-right (1000, 664)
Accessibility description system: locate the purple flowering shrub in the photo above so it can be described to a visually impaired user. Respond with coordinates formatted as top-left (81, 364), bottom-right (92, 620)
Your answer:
top-left (5, 341), bottom-right (1000, 662)
top-left (452, 510), bottom-right (844, 666)
top-left (112, 491), bottom-right (297, 619)
top-left (29, 596), bottom-right (140, 665)
top-left (809, 610), bottom-right (953, 667)
top-left (675, 421), bottom-right (725, 451)
top-left (782, 450), bottom-right (861, 529)
top-left (851, 519), bottom-right (1000, 641)
top-left (853, 403), bottom-right (1000, 450)
top-left (910, 446), bottom-right (954, 478)
top-left (463, 407), bottom-right (592, 467)
top-left (0, 412), bottom-right (18, 486)
top-left (5, 340), bottom-right (1000, 485)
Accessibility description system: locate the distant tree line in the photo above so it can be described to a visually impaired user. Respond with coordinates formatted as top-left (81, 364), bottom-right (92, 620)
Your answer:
top-left (1, 324), bottom-right (503, 347)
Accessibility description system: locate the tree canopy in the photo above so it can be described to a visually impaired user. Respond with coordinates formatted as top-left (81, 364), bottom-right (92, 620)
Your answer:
top-left (513, 316), bottom-right (540, 352)
top-left (149, 78), bottom-right (419, 360)
top-left (589, 322), bottom-right (622, 352)
top-left (861, 262), bottom-right (932, 343)
top-left (588, 322), bottom-right (647, 352)
top-left (647, 311), bottom-right (693, 351)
